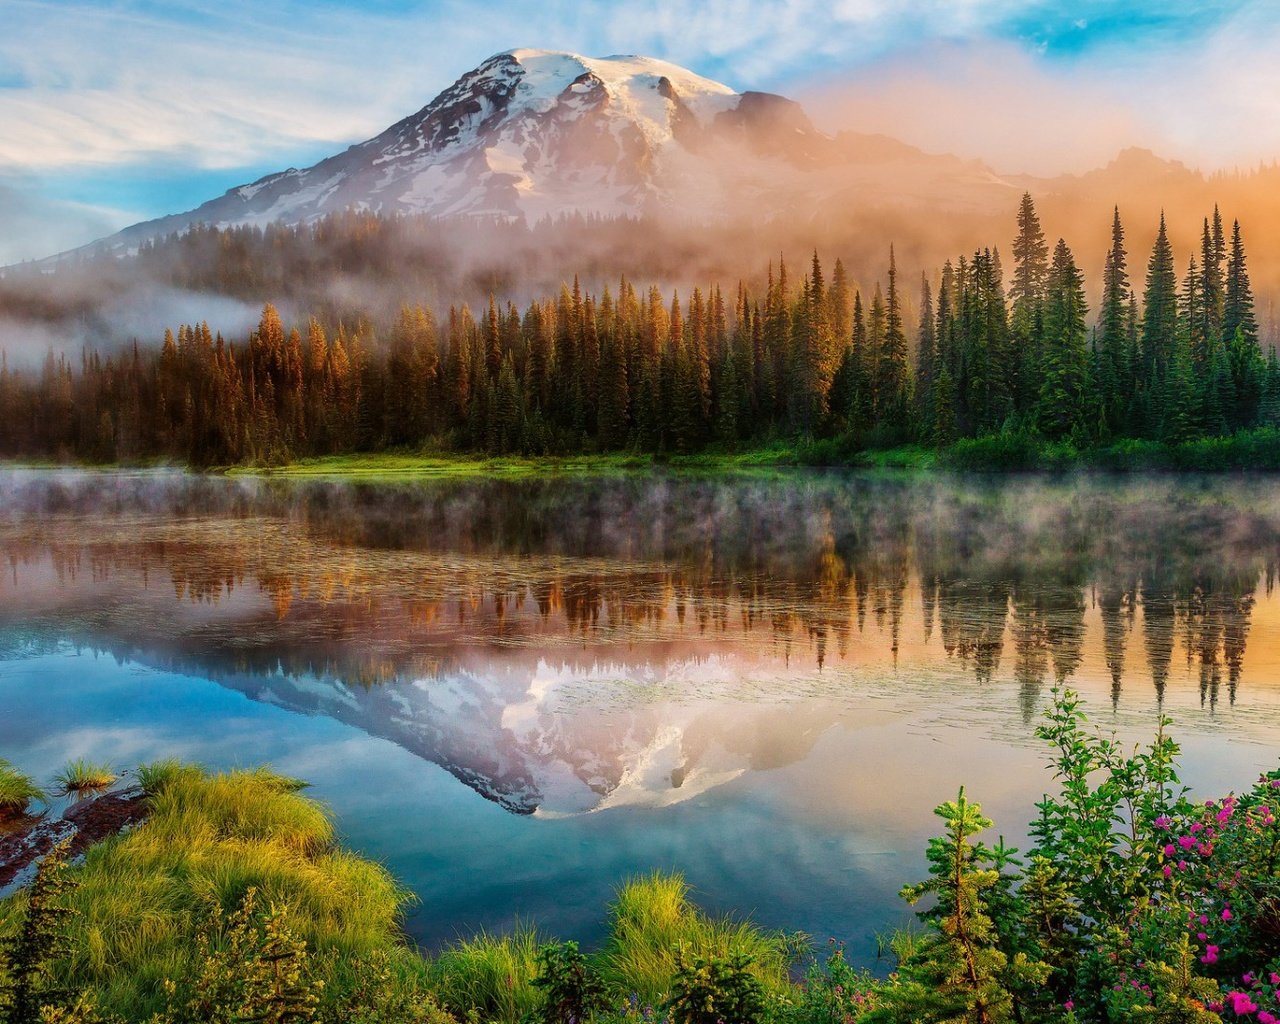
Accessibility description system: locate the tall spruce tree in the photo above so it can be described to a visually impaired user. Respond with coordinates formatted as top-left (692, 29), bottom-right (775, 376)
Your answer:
top-left (1097, 208), bottom-right (1130, 431)
top-left (1009, 193), bottom-right (1049, 412)
top-left (915, 274), bottom-right (937, 440)
top-left (1141, 213), bottom-right (1179, 404)
top-left (1038, 239), bottom-right (1091, 440)
top-left (1224, 219), bottom-right (1259, 348)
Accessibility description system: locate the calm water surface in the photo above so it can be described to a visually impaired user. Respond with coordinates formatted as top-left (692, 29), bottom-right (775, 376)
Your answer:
top-left (2, 468), bottom-right (1279, 960)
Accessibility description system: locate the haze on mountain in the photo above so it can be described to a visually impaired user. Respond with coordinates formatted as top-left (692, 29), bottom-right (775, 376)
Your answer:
top-left (4, 46), bottom-right (1280, 358)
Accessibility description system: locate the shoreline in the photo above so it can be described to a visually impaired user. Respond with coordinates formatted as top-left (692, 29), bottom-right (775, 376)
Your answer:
top-left (8, 427), bottom-right (1280, 480)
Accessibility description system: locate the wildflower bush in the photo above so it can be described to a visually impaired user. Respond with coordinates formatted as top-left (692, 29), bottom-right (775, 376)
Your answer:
top-left (2, 690), bottom-right (1279, 1023)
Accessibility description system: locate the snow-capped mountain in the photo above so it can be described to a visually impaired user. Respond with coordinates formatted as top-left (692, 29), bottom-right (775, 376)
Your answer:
top-left (100, 48), bottom-right (1017, 245)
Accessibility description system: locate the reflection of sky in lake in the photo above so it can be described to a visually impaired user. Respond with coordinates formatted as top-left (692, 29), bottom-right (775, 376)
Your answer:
top-left (2, 468), bottom-right (1280, 959)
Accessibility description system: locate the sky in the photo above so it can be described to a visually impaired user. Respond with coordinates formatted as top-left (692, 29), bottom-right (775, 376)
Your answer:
top-left (2, 0), bottom-right (1279, 263)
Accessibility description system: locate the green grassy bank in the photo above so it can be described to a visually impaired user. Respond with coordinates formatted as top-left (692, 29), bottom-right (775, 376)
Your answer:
top-left (219, 427), bottom-right (1280, 480)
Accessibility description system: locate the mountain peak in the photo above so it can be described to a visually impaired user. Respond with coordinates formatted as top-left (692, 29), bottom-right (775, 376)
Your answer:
top-left (59, 47), bottom-right (1023, 257)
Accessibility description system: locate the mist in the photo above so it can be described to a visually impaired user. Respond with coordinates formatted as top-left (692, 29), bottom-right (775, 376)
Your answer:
top-left (793, 2), bottom-right (1280, 178)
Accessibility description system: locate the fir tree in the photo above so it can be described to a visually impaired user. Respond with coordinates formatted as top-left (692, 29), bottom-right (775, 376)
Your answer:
top-left (1097, 207), bottom-right (1130, 430)
top-left (915, 273), bottom-right (937, 439)
top-left (1038, 239), bottom-right (1091, 441)
top-left (1141, 213), bottom-right (1179, 393)
top-left (1223, 219), bottom-right (1259, 349)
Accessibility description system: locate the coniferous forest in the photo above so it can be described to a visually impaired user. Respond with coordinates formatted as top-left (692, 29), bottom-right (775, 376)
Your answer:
top-left (1, 194), bottom-right (1277, 467)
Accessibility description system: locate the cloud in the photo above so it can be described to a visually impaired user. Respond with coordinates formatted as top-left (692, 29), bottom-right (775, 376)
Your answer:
top-left (789, 2), bottom-right (1280, 177)
top-left (0, 0), bottom-right (1231, 175)
top-left (1, 0), bottom-right (1278, 262)
top-left (0, 176), bottom-right (135, 264)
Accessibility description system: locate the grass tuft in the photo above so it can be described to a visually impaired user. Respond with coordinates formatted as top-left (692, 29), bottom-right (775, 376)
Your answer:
top-left (429, 925), bottom-right (545, 1023)
top-left (134, 757), bottom-right (199, 797)
top-left (0, 758), bottom-right (45, 817)
top-left (598, 872), bottom-right (797, 1006)
top-left (54, 758), bottom-right (117, 794)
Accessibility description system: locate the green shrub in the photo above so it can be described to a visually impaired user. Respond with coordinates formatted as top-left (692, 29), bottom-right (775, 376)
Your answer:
top-left (781, 944), bottom-right (881, 1024)
top-left (0, 840), bottom-right (82, 1024)
top-left (663, 949), bottom-right (767, 1024)
top-left (530, 940), bottom-right (614, 1024)
top-left (943, 433), bottom-right (1045, 471)
top-left (159, 887), bottom-right (322, 1024)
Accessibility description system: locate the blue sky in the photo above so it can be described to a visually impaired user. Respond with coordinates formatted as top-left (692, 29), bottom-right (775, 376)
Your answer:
top-left (2, 0), bottom-right (1277, 262)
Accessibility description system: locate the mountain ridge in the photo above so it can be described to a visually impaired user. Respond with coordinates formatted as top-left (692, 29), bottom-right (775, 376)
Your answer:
top-left (55, 47), bottom-right (1033, 260)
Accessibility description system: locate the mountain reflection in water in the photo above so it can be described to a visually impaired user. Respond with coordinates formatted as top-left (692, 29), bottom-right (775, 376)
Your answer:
top-left (2, 469), bottom-right (1277, 817)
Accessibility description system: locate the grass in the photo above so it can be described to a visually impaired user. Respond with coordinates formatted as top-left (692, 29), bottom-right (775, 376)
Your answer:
top-left (425, 873), bottom-right (797, 1023)
top-left (597, 872), bottom-right (798, 1007)
top-left (53, 758), bottom-right (118, 794)
top-left (1, 758), bottom-right (798, 1023)
top-left (0, 764), bottom-right (424, 1019)
top-left (134, 757), bottom-right (194, 796)
top-left (229, 451), bottom-right (658, 480)
top-left (23, 427), bottom-right (1280, 480)
top-left (429, 925), bottom-right (545, 1022)
top-left (0, 758), bottom-right (45, 817)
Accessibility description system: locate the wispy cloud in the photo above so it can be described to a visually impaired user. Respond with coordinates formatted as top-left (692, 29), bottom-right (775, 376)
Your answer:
top-left (2, 0), bottom-right (1262, 174)
top-left (798, 2), bottom-right (1280, 176)
top-left (0, 0), bottom-right (1276, 261)
top-left (0, 173), bottom-right (135, 264)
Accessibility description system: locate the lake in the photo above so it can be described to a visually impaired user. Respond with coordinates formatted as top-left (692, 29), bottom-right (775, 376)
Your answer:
top-left (2, 467), bottom-right (1279, 962)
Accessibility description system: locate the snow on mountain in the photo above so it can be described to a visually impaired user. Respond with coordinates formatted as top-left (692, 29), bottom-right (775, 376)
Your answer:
top-left (88, 47), bottom-right (1019, 249)
top-left (215, 654), bottom-right (831, 817)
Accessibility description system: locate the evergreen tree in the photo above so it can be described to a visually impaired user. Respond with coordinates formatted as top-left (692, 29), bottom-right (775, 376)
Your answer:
top-left (915, 273), bottom-right (937, 439)
top-left (1097, 208), bottom-right (1130, 431)
top-left (868, 790), bottom-right (1050, 1024)
top-left (876, 247), bottom-right (910, 435)
top-left (1141, 213), bottom-right (1179, 400)
top-left (1009, 193), bottom-right (1049, 412)
top-left (1224, 219), bottom-right (1259, 349)
top-left (1038, 239), bottom-right (1092, 441)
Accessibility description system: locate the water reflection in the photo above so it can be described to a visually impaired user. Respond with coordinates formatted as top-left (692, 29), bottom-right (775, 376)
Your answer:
top-left (1, 469), bottom-right (1278, 818)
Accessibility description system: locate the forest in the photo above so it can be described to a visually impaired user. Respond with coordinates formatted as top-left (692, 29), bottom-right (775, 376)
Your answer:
top-left (0, 195), bottom-right (1275, 467)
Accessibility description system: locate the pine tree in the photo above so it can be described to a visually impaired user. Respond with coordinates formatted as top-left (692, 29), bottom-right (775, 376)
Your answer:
top-left (790, 271), bottom-right (827, 436)
top-left (1009, 194), bottom-right (1049, 412)
top-left (1224, 219), bottom-right (1259, 349)
top-left (1037, 240), bottom-right (1091, 441)
top-left (1161, 335), bottom-right (1199, 444)
top-left (848, 289), bottom-right (873, 436)
top-left (1141, 213), bottom-right (1179, 399)
top-left (1260, 347), bottom-right (1280, 427)
top-left (868, 790), bottom-right (1049, 1024)
top-left (1198, 216), bottom-right (1225, 357)
top-left (1097, 208), bottom-right (1130, 431)
top-left (597, 326), bottom-right (630, 449)
top-left (915, 273), bottom-right (937, 440)
top-left (493, 352), bottom-right (523, 454)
